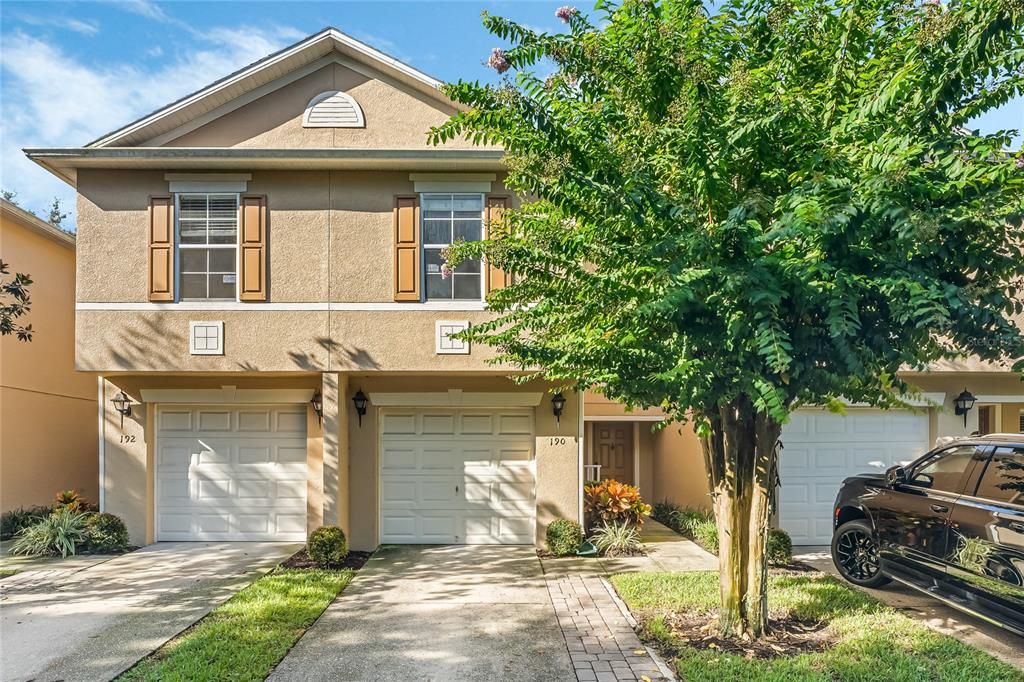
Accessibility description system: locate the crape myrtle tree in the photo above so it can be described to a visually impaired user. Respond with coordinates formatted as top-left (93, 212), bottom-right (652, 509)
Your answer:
top-left (431, 0), bottom-right (1024, 638)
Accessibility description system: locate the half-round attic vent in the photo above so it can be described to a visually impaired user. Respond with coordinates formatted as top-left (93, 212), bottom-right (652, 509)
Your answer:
top-left (303, 91), bottom-right (365, 128)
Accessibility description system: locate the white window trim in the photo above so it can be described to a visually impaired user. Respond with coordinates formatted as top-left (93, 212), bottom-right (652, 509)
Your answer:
top-left (420, 192), bottom-right (485, 304)
top-left (165, 173), bottom-right (250, 193)
top-left (175, 192), bottom-right (240, 303)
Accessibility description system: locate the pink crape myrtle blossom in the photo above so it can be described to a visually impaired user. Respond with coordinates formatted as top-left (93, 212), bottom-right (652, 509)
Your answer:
top-left (555, 6), bottom-right (578, 22)
top-left (488, 48), bottom-right (511, 74)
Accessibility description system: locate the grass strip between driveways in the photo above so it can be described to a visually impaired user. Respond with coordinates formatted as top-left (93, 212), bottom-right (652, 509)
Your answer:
top-left (611, 571), bottom-right (1022, 682)
top-left (119, 568), bottom-right (353, 682)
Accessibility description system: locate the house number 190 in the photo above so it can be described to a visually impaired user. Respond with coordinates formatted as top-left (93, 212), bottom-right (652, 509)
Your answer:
top-left (549, 437), bottom-right (567, 446)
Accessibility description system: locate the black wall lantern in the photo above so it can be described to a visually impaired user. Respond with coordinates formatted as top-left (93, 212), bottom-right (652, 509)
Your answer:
top-left (310, 391), bottom-right (324, 425)
top-left (352, 390), bottom-right (368, 427)
top-left (953, 388), bottom-right (976, 428)
top-left (551, 392), bottom-right (567, 425)
top-left (111, 391), bottom-right (132, 429)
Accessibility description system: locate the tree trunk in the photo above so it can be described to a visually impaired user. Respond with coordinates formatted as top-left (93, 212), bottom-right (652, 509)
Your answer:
top-left (699, 394), bottom-right (782, 639)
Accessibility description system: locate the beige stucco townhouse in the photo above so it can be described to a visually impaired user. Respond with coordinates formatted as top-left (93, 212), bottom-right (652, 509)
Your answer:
top-left (1, 199), bottom-right (97, 511)
top-left (25, 28), bottom-right (1023, 550)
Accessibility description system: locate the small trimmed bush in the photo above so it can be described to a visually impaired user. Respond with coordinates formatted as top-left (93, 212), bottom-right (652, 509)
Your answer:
top-left (590, 522), bottom-right (642, 556)
top-left (767, 528), bottom-right (793, 565)
top-left (546, 518), bottom-right (584, 556)
top-left (1, 505), bottom-right (53, 540)
top-left (82, 512), bottom-right (130, 554)
top-left (11, 507), bottom-right (88, 557)
top-left (307, 526), bottom-right (348, 566)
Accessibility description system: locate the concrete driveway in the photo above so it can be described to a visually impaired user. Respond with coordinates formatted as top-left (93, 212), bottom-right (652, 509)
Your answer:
top-left (269, 545), bottom-right (576, 682)
top-left (1, 541), bottom-right (300, 682)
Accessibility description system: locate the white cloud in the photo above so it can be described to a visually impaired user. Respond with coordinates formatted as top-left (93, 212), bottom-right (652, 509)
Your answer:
top-left (0, 24), bottom-right (303, 227)
top-left (14, 14), bottom-right (101, 36)
top-left (108, 0), bottom-right (170, 23)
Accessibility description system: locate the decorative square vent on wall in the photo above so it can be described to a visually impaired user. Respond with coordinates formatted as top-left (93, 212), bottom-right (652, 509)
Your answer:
top-left (189, 321), bottom-right (224, 356)
top-left (436, 320), bottom-right (470, 355)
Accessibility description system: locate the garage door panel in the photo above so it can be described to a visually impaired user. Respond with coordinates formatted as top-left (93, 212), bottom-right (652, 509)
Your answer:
top-left (156, 405), bottom-right (307, 542)
top-left (380, 408), bottom-right (536, 545)
top-left (780, 409), bottom-right (927, 545)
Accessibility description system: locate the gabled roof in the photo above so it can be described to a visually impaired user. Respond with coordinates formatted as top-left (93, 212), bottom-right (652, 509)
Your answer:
top-left (0, 198), bottom-right (75, 248)
top-left (87, 27), bottom-right (449, 148)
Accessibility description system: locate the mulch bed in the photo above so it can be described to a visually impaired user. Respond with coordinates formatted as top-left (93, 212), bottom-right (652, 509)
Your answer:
top-left (659, 612), bottom-right (833, 659)
top-left (281, 549), bottom-right (373, 571)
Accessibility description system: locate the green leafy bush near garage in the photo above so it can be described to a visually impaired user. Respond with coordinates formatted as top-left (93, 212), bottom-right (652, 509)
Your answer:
top-left (82, 512), bottom-right (130, 554)
top-left (307, 526), bottom-right (348, 567)
top-left (546, 518), bottom-right (584, 556)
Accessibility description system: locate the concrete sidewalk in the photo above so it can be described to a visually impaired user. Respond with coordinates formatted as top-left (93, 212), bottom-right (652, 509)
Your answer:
top-left (540, 519), bottom-right (718, 576)
top-left (1, 541), bottom-right (300, 682)
top-left (795, 546), bottom-right (1024, 671)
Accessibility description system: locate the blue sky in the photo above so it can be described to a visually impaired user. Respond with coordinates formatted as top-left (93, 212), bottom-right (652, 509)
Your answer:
top-left (1, 0), bottom-right (1020, 229)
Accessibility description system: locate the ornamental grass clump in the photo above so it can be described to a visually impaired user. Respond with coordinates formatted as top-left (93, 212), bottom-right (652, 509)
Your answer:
top-left (590, 522), bottom-right (642, 557)
top-left (11, 506), bottom-right (88, 558)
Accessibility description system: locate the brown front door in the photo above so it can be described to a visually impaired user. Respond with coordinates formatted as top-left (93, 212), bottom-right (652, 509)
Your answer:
top-left (593, 422), bottom-right (634, 484)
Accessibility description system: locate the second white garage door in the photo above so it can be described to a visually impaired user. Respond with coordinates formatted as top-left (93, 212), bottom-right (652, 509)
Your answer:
top-left (380, 408), bottom-right (536, 544)
top-left (779, 409), bottom-right (929, 545)
top-left (156, 405), bottom-right (308, 541)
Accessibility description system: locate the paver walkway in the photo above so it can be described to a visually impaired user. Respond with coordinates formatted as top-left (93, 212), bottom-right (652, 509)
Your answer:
top-left (548, 574), bottom-right (675, 681)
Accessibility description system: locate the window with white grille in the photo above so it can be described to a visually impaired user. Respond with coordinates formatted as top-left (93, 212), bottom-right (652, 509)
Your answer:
top-left (421, 193), bottom-right (483, 301)
top-left (177, 194), bottom-right (238, 300)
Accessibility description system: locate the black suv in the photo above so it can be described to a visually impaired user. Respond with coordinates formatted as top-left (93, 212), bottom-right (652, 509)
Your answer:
top-left (831, 434), bottom-right (1024, 637)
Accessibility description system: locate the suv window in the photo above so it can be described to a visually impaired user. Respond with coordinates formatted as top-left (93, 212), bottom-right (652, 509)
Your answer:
top-left (974, 446), bottom-right (1024, 506)
top-left (908, 445), bottom-right (978, 493)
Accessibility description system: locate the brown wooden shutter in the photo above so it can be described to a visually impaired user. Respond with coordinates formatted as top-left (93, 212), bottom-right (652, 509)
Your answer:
top-left (238, 195), bottom-right (268, 301)
top-left (485, 195), bottom-right (511, 293)
top-left (147, 195), bottom-right (174, 302)
top-left (393, 195), bottom-right (420, 301)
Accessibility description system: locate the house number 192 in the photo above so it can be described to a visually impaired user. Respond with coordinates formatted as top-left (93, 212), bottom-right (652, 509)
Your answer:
top-left (120, 434), bottom-right (136, 444)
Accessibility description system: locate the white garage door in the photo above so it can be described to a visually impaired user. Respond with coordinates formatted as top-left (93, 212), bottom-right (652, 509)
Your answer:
top-left (779, 409), bottom-right (929, 545)
top-left (156, 405), bottom-right (308, 541)
top-left (380, 408), bottom-right (536, 544)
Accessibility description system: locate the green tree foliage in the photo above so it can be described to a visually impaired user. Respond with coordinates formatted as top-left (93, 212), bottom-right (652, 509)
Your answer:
top-left (0, 259), bottom-right (33, 341)
top-left (432, 0), bottom-right (1024, 638)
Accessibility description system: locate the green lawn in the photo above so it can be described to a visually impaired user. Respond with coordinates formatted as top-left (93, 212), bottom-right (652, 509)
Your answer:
top-left (0, 569), bottom-right (17, 578)
top-left (119, 568), bottom-right (353, 682)
top-left (611, 572), bottom-right (1022, 682)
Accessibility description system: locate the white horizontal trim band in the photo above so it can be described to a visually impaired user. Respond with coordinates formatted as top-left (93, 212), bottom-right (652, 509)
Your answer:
top-left (141, 387), bottom-right (316, 403)
top-left (77, 302), bottom-right (488, 312)
top-left (371, 390), bottom-right (543, 407)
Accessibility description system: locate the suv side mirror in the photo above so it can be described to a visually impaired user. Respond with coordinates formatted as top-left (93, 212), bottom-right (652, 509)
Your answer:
top-left (886, 465), bottom-right (908, 486)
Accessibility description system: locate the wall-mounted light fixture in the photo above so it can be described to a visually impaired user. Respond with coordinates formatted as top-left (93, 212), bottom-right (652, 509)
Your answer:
top-left (111, 391), bottom-right (132, 429)
top-left (551, 392), bottom-right (567, 425)
top-left (352, 390), bottom-right (368, 427)
top-left (310, 391), bottom-right (324, 425)
top-left (953, 388), bottom-right (976, 428)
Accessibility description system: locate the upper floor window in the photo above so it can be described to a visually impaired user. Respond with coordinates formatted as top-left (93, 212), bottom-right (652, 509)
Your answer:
top-left (422, 193), bottom-right (483, 301)
top-left (177, 193), bottom-right (238, 301)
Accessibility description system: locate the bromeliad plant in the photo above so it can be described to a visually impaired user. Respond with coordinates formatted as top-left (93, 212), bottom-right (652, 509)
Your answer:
top-left (584, 479), bottom-right (653, 529)
top-left (432, 0), bottom-right (1024, 639)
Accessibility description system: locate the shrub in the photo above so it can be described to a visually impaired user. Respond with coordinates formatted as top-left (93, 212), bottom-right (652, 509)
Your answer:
top-left (54, 489), bottom-right (97, 513)
top-left (767, 528), bottom-right (793, 566)
top-left (590, 522), bottom-right (642, 557)
top-left (11, 507), bottom-right (88, 557)
top-left (82, 512), bottom-right (130, 554)
top-left (690, 517), bottom-right (720, 553)
top-left (546, 519), bottom-right (584, 557)
top-left (1, 505), bottom-right (53, 540)
top-left (307, 526), bottom-right (348, 566)
top-left (583, 479), bottom-right (652, 529)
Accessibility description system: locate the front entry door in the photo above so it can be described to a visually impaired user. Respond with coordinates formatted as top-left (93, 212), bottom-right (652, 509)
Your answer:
top-left (593, 422), bottom-right (634, 484)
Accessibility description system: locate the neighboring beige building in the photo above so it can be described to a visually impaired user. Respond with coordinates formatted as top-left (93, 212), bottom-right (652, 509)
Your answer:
top-left (0, 199), bottom-right (97, 511)
top-left (23, 27), bottom-right (1023, 550)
